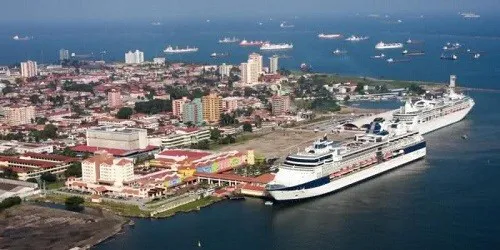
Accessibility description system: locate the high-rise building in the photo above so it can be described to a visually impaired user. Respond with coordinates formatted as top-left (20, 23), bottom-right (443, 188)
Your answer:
top-left (20, 61), bottom-right (37, 78)
top-left (269, 55), bottom-right (279, 74)
top-left (125, 50), bottom-right (144, 64)
top-left (182, 98), bottom-right (204, 125)
top-left (107, 89), bottom-right (122, 108)
top-left (1, 105), bottom-right (35, 126)
top-left (271, 95), bottom-right (291, 116)
top-left (239, 62), bottom-right (249, 84)
top-left (59, 49), bottom-right (70, 61)
top-left (202, 94), bottom-right (222, 123)
top-left (222, 97), bottom-right (239, 112)
top-left (247, 53), bottom-right (262, 83)
top-left (82, 152), bottom-right (134, 186)
top-left (219, 63), bottom-right (233, 78)
top-left (153, 57), bottom-right (166, 65)
top-left (173, 97), bottom-right (190, 118)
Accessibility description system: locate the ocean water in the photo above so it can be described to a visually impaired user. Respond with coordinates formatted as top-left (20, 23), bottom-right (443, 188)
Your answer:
top-left (3, 15), bottom-right (500, 249)
top-left (2, 14), bottom-right (500, 89)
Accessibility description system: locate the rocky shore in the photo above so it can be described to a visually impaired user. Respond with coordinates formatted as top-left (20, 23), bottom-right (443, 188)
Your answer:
top-left (0, 205), bottom-right (128, 250)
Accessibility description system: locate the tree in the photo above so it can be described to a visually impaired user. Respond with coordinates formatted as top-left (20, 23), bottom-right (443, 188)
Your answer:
top-left (42, 124), bottom-right (58, 139)
top-left (65, 196), bottom-right (85, 212)
top-left (40, 172), bottom-right (57, 183)
top-left (243, 122), bottom-right (253, 132)
top-left (61, 147), bottom-right (77, 157)
top-left (65, 162), bottom-right (82, 177)
top-left (210, 129), bottom-right (221, 140)
top-left (0, 168), bottom-right (18, 179)
top-left (35, 117), bottom-right (48, 125)
top-left (134, 99), bottom-right (172, 114)
top-left (409, 84), bottom-right (425, 95)
top-left (254, 115), bottom-right (263, 128)
top-left (343, 95), bottom-right (351, 102)
top-left (26, 178), bottom-right (39, 184)
top-left (116, 107), bottom-right (133, 119)
top-left (0, 196), bottom-right (22, 211)
top-left (191, 140), bottom-right (210, 150)
top-left (29, 94), bottom-right (41, 105)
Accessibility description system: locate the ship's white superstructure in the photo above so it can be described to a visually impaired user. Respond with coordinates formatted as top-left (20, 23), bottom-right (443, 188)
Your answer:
top-left (460, 12), bottom-right (480, 18)
top-left (375, 41), bottom-right (403, 49)
top-left (260, 43), bottom-right (293, 51)
top-left (164, 46), bottom-right (199, 54)
top-left (267, 121), bottom-right (426, 201)
top-left (393, 75), bottom-right (474, 135)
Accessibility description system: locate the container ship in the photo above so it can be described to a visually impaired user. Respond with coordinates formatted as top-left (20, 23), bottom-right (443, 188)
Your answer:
top-left (318, 33), bottom-right (342, 39)
top-left (375, 41), bottom-right (404, 49)
top-left (239, 40), bottom-right (266, 46)
top-left (392, 75), bottom-right (474, 135)
top-left (266, 121), bottom-right (426, 201)
top-left (260, 43), bottom-right (293, 51)
top-left (164, 46), bottom-right (199, 54)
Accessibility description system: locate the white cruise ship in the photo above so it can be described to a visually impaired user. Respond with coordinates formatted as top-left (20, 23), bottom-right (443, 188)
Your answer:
top-left (393, 75), bottom-right (474, 135)
top-left (260, 43), bottom-right (293, 51)
top-left (375, 41), bottom-right (403, 49)
top-left (266, 121), bottom-right (426, 201)
top-left (218, 37), bottom-right (240, 43)
top-left (164, 46), bottom-right (199, 54)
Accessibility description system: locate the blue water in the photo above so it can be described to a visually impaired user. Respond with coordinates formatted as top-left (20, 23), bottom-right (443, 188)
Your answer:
top-left (2, 14), bottom-right (500, 89)
top-left (3, 15), bottom-right (500, 249)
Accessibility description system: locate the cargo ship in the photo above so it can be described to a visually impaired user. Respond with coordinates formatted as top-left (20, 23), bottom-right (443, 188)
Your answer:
top-left (239, 40), bottom-right (266, 46)
top-left (164, 46), bottom-right (199, 54)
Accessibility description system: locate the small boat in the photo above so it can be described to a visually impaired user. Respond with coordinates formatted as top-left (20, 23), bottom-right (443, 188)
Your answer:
top-left (229, 194), bottom-right (245, 200)
top-left (333, 49), bottom-right (347, 55)
top-left (198, 240), bottom-right (202, 248)
top-left (473, 53), bottom-right (480, 59)
top-left (402, 50), bottom-right (425, 56)
top-left (386, 58), bottom-right (394, 63)
top-left (371, 53), bottom-right (385, 59)
top-left (441, 54), bottom-right (458, 60)
top-left (264, 201), bottom-right (274, 206)
top-left (210, 52), bottom-right (229, 58)
top-left (461, 134), bottom-right (468, 140)
top-left (280, 21), bottom-right (294, 28)
top-left (128, 220), bottom-right (135, 227)
top-left (300, 63), bottom-right (312, 72)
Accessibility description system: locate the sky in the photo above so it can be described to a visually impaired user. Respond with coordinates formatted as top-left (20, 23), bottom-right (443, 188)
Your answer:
top-left (2, 0), bottom-right (497, 22)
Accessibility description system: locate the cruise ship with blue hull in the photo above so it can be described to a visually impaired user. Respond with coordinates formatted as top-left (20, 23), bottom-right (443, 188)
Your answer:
top-left (266, 121), bottom-right (426, 201)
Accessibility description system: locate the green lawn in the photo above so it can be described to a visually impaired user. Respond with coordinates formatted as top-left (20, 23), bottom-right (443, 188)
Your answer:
top-left (152, 197), bottom-right (221, 218)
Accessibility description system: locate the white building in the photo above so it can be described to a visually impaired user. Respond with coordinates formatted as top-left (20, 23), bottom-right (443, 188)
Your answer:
top-left (269, 55), bottom-right (279, 74)
top-left (0, 66), bottom-right (11, 77)
top-left (219, 63), bottom-right (233, 78)
top-left (86, 126), bottom-right (148, 150)
top-left (153, 57), bottom-right (166, 65)
top-left (160, 128), bottom-right (210, 149)
top-left (20, 60), bottom-right (37, 78)
top-left (0, 140), bottom-right (54, 154)
top-left (0, 105), bottom-right (35, 126)
top-left (0, 178), bottom-right (40, 201)
top-left (81, 152), bottom-right (134, 186)
top-left (59, 49), bottom-right (70, 61)
top-left (125, 50), bottom-right (144, 64)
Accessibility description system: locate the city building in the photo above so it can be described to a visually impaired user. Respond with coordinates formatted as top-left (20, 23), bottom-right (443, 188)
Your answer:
top-left (239, 62), bottom-right (249, 84)
top-left (182, 98), bottom-right (203, 125)
top-left (222, 97), bottom-right (239, 112)
top-left (0, 178), bottom-right (40, 201)
top-left (159, 128), bottom-right (211, 149)
top-left (81, 152), bottom-right (134, 186)
top-left (202, 94), bottom-right (222, 123)
top-left (0, 140), bottom-right (54, 154)
top-left (0, 105), bottom-right (35, 126)
top-left (219, 63), bottom-right (233, 78)
top-left (153, 57), bottom-right (166, 65)
top-left (269, 55), bottom-right (279, 74)
top-left (271, 95), bottom-right (291, 115)
top-left (20, 60), bottom-right (37, 78)
top-left (125, 50), bottom-right (144, 64)
top-left (0, 153), bottom-right (78, 181)
top-left (172, 97), bottom-right (190, 118)
top-left (107, 89), bottom-right (122, 108)
top-left (247, 53), bottom-right (263, 83)
top-left (59, 49), bottom-right (70, 61)
top-left (0, 66), bottom-right (11, 77)
top-left (86, 126), bottom-right (148, 150)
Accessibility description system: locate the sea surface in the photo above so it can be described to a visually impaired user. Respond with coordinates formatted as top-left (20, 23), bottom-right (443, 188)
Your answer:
top-left (3, 14), bottom-right (500, 250)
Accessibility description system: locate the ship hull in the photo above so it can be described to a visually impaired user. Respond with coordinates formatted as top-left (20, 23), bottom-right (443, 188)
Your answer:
top-left (268, 146), bottom-right (426, 201)
top-left (418, 101), bottom-right (474, 135)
